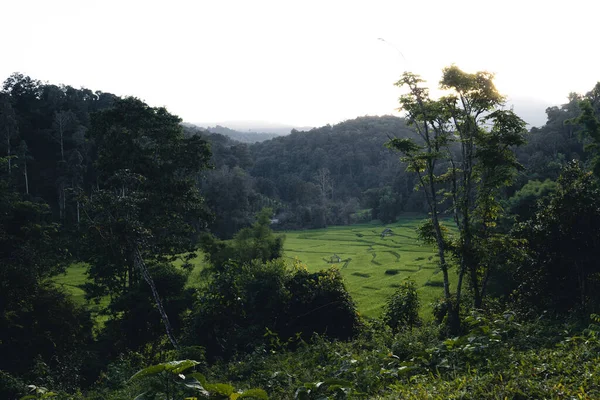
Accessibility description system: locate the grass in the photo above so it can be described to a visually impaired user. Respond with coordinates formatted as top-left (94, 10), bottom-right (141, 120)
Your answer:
top-left (53, 262), bottom-right (110, 329)
top-left (281, 216), bottom-right (454, 319)
top-left (55, 215), bottom-right (453, 322)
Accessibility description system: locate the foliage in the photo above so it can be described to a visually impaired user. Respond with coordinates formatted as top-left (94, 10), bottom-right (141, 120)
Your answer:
top-left (505, 178), bottom-right (557, 222)
top-left (383, 279), bottom-right (420, 332)
top-left (294, 378), bottom-right (351, 400)
top-left (19, 385), bottom-right (58, 400)
top-left (129, 359), bottom-right (208, 400)
top-left (81, 97), bottom-right (211, 350)
top-left (0, 158), bottom-right (94, 386)
top-left (514, 161), bottom-right (600, 313)
top-left (568, 97), bottom-right (600, 177)
top-left (96, 262), bottom-right (195, 358)
top-left (201, 208), bottom-right (284, 269)
top-left (362, 186), bottom-right (403, 223)
top-left (126, 360), bottom-right (268, 400)
top-left (0, 371), bottom-right (27, 400)
top-left (186, 258), bottom-right (358, 360)
top-left (388, 66), bottom-right (527, 333)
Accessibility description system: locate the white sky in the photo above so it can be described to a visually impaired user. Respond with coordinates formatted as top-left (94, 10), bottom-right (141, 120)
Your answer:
top-left (1, 0), bottom-right (599, 128)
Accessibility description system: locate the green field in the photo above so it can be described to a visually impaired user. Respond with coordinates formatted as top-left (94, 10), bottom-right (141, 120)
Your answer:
top-left (281, 216), bottom-right (452, 318)
top-left (55, 215), bottom-right (452, 321)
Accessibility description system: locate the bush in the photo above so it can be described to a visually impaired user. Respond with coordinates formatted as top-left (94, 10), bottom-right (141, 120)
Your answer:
top-left (383, 280), bottom-right (420, 332)
top-left (0, 370), bottom-right (26, 400)
top-left (186, 260), bottom-right (359, 360)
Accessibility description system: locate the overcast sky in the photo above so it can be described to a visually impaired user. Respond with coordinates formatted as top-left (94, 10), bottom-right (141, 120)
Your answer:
top-left (1, 0), bottom-right (598, 129)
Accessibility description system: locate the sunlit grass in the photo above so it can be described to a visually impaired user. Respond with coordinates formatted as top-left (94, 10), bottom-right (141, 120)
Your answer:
top-left (282, 216), bottom-right (455, 319)
top-left (53, 262), bottom-right (110, 329)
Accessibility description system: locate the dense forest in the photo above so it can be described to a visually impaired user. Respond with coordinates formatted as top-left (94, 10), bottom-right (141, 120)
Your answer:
top-left (2, 68), bottom-right (600, 399)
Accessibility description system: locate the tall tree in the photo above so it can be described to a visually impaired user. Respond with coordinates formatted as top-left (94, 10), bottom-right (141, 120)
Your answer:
top-left (314, 167), bottom-right (333, 202)
top-left (439, 66), bottom-right (526, 311)
top-left (387, 72), bottom-right (453, 312)
top-left (82, 97), bottom-right (211, 349)
top-left (568, 97), bottom-right (600, 177)
top-left (0, 93), bottom-right (18, 175)
top-left (52, 110), bottom-right (76, 162)
top-left (16, 140), bottom-right (32, 195)
top-left (0, 157), bottom-right (93, 378)
top-left (514, 161), bottom-right (600, 313)
top-left (388, 67), bottom-right (526, 330)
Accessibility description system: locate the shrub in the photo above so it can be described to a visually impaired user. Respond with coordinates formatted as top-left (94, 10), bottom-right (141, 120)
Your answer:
top-left (186, 260), bottom-right (359, 360)
top-left (383, 280), bottom-right (420, 332)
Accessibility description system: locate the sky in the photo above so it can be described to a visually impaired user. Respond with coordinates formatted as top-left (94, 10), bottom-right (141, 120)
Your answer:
top-left (1, 0), bottom-right (599, 129)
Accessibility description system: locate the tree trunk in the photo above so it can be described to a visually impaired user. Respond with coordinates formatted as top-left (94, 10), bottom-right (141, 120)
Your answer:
top-left (60, 133), bottom-right (64, 162)
top-left (133, 246), bottom-right (179, 349)
top-left (6, 135), bottom-right (11, 175)
top-left (24, 161), bottom-right (29, 195)
top-left (58, 186), bottom-right (65, 220)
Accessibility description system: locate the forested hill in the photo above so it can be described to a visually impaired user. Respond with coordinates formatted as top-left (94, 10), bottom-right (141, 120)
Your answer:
top-left (197, 90), bottom-right (600, 237)
top-left (208, 125), bottom-right (282, 143)
top-left (184, 123), bottom-right (282, 143)
top-left (195, 116), bottom-right (428, 237)
top-left (1, 71), bottom-right (598, 240)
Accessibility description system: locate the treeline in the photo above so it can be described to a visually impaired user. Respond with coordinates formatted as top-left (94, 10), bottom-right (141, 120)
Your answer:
top-left (194, 116), bottom-right (428, 237)
top-left (195, 92), bottom-right (598, 238)
top-left (0, 72), bottom-right (596, 239)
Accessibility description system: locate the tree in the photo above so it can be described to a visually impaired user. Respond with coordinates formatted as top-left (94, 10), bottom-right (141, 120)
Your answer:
top-left (16, 140), bottom-right (32, 195)
top-left (52, 110), bottom-right (76, 162)
top-left (82, 97), bottom-right (211, 349)
top-left (388, 67), bottom-right (527, 331)
top-left (386, 72), bottom-right (454, 312)
top-left (201, 207), bottom-right (284, 269)
top-left (187, 257), bottom-right (358, 361)
top-left (0, 93), bottom-right (18, 175)
top-left (568, 97), bottom-right (600, 177)
top-left (514, 161), bottom-right (600, 313)
top-left (439, 66), bottom-right (527, 312)
top-left (383, 279), bottom-right (420, 332)
top-left (314, 167), bottom-right (333, 202)
top-left (505, 179), bottom-right (557, 222)
top-left (0, 157), bottom-right (93, 380)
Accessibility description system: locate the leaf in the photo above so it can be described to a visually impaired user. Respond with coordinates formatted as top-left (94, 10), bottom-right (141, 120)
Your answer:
top-left (205, 383), bottom-right (235, 396)
top-left (322, 378), bottom-right (352, 387)
top-left (133, 390), bottom-right (156, 400)
top-left (238, 388), bottom-right (269, 399)
top-left (294, 387), bottom-right (309, 400)
top-left (130, 360), bottom-right (200, 381)
top-left (182, 377), bottom-right (210, 397)
top-left (188, 372), bottom-right (208, 386)
top-left (130, 364), bottom-right (167, 381)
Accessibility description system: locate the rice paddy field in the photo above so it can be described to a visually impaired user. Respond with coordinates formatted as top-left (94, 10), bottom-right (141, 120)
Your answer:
top-left (55, 215), bottom-right (453, 322)
top-left (281, 216), bottom-right (453, 319)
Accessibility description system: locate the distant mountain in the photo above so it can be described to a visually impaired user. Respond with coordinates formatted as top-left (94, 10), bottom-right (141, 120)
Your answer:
top-left (506, 96), bottom-right (552, 128)
top-left (206, 125), bottom-right (281, 143)
top-left (192, 120), bottom-right (314, 136)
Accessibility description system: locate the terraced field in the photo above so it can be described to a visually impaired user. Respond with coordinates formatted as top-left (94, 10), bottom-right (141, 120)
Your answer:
top-left (56, 215), bottom-right (453, 321)
top-left (282, 216), bottom-right (452, 318)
